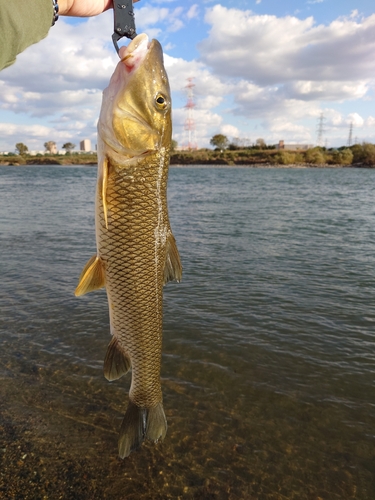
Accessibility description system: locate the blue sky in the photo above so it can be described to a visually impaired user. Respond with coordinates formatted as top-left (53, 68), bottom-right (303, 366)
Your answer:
top-left (1, 0), bottom-right (375, 151)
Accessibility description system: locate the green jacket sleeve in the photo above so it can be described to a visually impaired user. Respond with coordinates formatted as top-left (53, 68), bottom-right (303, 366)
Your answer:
top-left (0, 0), bottom-right (53, 71)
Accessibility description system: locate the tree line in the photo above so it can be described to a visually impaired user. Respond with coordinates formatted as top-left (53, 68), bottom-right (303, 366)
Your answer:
top-left (15, 142), bottom-right (76, 155)
top-left (11, 135), bottom-right (375, 166)
top-left (209, 134), bottom-right (375, 165)
top-left (210, 134), bottom-right (272, 151)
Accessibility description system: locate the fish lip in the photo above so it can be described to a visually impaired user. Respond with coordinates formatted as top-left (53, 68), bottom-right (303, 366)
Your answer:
top-left (120, 53), bottom-right (133, 63)
top-left (118, 33), bottom-right (151, 70)
top-left (119, 37), bottom-right (155, 59)
top-left (121, 37), bottom-right (160, 67)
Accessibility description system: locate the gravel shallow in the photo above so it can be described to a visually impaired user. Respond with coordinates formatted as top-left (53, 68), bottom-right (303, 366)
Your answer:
top-left (1, 366), bottom-right (374, 500)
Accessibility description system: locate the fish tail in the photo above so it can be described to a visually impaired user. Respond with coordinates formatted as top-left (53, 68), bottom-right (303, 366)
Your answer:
top-left (118, 400), bottom-right (167, 458)
top-left (145, 402), bottom-right (168, 442)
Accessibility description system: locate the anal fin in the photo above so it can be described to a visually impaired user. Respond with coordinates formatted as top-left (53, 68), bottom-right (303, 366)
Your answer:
top-left (75, 255), bottom-right (105, 296)
top-left (164, 233), bottom-right (182, 284)
top-left (103, 336), bottom-right (131, 381)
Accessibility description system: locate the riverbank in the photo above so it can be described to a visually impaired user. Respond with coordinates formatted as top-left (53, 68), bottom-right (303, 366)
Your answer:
top-left (0, 154), bottom-right (98, 166)
top-left (1, 146), bottom-right (374, 167)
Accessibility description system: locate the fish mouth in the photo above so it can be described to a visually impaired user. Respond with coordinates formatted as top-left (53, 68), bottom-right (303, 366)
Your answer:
top-left (118, 33), bottom-right (150, 71)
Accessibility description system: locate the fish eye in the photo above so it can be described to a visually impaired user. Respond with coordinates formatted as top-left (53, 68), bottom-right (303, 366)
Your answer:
top-left (155, 93), bottom-right (168, 110)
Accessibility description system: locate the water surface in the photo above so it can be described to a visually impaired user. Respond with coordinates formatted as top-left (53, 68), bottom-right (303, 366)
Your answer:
top-left (0, 165), bottom-right (374, 499)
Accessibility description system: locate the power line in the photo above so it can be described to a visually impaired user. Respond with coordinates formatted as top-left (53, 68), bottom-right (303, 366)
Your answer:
top-left (316, 112), bottom-right (326, 147)
top-left (347, 122), bottom-right (353, 147)
top-left (183, 78), bottom-right (197, 150)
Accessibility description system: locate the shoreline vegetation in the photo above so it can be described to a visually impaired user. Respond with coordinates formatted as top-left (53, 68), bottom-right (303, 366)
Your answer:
top-left (1, 144), bottom-right (375, 168)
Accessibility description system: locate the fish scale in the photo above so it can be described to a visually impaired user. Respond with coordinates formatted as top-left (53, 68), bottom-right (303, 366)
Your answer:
top-left (101, 167), bottom-right (165, 399)
top-left (75, 34), bottom-right (181, 458)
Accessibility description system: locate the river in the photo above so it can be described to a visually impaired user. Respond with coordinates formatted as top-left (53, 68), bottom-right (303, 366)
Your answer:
top-left (0, 165), bottom-right (374, 499)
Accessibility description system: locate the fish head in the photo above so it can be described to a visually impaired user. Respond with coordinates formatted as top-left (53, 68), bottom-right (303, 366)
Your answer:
top-left (99, 34), bottom-right (172, 158)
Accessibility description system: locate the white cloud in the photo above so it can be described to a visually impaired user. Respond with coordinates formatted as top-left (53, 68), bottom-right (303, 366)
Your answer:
top-left (172, 107), bottom-right (222, 148)
top-left (0, 5), bottom-right (193, 150)
top-left (164, 54), bottom-right (228, 103)
top-left (1, 4), bottom-right (375, 150)
top-left (168, 19), bottom-right (184, 33)
top-left (347, 112), bottom-right (364, 127)
top-left (0, 122), bottom-right (90, 152)
top-left (229, 80), bottom-right (320, 120)
top-left (328, 110), bottom-right (344, 126)
top-left (187, 4), bottom-right (199, 20)
top-left (350, 10), bottom-right (359, 19)
top-left (162, 53), bottom-right (232, 146)
top-left (287, 81), bottom-right (369, 101)
top-left (1, 14), bottom-right (117, 93)
top-left (186, 5), bottom-right (375, 145)
top-left (0, 14), bottom-right (114, 149)
top-left (199, 6), bottom-right (375, 88)
top-left (136, 6), bottom-right (170, 28)
top-left (0, 123), bottom-right (51, 137)
top-left (220, 124), bottom-right (240, 138)
top-left (365, 116), bottom-right (375, 128)
top-left (136, 5), bottom-right (186, 33)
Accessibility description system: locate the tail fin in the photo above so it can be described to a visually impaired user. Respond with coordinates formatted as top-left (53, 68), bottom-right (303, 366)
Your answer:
top-left (118, 401), bottom-right (167, 458)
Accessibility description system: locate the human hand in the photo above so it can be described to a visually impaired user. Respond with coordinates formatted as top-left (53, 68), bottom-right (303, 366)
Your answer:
top-left (58, 0), bottom-right (139, 17)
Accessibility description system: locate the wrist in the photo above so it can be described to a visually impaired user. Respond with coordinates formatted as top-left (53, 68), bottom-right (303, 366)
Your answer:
top-left (56, 0), bottom-right (72, 16)
top-left (51, 0), bottom-right (59, 25)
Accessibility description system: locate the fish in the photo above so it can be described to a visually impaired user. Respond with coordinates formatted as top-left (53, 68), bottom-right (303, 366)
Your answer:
top-left (75, 33), bottom-right (182, 458)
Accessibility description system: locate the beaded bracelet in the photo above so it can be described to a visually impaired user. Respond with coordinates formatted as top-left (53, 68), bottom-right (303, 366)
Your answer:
top-left (52, 0), bottom-right (59, 26)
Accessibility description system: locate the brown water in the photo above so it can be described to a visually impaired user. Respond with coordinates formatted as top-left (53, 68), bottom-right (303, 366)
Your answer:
top-left (1, 165), bottom-right (375, 499)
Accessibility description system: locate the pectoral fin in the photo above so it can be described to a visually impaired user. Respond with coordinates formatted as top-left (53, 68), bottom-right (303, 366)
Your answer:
top-left (75, 255), bottom-right (105, 296)
top-left (163, 233), bottom-right (182, 284)
top-left (103, 336), bottom-right (131, 381)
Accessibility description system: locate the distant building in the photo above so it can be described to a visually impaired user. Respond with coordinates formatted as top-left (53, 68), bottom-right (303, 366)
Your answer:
top-left (80, 139), bottom-right (92, 152)
top-left (276, 140), bottom-right (314, 151)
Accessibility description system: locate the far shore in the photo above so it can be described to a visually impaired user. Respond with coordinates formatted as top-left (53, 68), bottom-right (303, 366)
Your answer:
top-left (0, 147), bottom-right (374, 169)
top-left (1, 160), bottom-right (373, 169)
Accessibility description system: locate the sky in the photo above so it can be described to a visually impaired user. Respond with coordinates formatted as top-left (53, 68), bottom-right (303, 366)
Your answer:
top-left (1, 0), bottom-right (375, 152)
